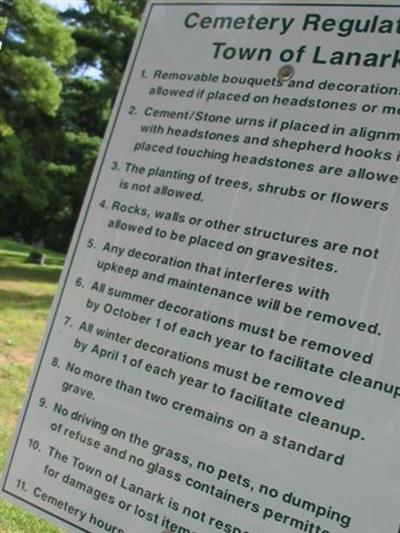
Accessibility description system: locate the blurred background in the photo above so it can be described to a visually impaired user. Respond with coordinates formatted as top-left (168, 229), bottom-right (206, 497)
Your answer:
top-left (1, 0), bottom-right (146, 252)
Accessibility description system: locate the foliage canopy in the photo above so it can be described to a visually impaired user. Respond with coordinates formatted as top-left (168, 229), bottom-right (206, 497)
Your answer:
top-left (0, 0), bottom-right (145, 251)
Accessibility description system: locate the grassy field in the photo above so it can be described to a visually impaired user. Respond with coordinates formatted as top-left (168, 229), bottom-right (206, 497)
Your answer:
top-left (0, 239), bottom-right (64, 532)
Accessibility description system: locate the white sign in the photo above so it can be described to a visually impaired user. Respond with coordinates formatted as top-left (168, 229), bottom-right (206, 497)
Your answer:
top-left (2, 1), bottom-right (400, 531)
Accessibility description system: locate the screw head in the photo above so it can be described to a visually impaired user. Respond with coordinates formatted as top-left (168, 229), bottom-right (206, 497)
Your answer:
top-left (278, 64), bottom-right (295, 82)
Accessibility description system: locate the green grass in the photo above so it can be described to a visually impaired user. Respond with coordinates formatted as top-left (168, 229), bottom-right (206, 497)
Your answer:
top-left (0, 239), bottom-right (65, 533)
top-left (0, 239), bottom-right (65, 267)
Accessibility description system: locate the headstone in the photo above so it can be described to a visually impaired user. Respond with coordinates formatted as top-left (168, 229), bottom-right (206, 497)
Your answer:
top-left (27, 251), bottom-right (45, 266)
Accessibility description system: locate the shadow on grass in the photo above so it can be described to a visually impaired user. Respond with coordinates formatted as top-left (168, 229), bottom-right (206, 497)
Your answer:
top-left (0, 250), bottom-right (64, 267)
top-left (0, 263), bottom-right (63, 284)
top-left (0, 289), bottom-right (55, 311)
top-left (0, 239), bottom-right (65, 264)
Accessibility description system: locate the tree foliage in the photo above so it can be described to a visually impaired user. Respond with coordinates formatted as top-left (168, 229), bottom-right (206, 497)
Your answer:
top-left (0, 0), bottom-right (145, 251)
top-left (0, 0), bottom-right (76, 244)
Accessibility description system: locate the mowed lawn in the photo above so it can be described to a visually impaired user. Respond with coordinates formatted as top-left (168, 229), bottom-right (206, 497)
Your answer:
top-left (0, 239), bottom-right (64, 532)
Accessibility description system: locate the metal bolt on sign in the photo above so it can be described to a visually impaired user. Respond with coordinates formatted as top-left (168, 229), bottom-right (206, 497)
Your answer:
top-left (278, 64), bottom-right (295, 81)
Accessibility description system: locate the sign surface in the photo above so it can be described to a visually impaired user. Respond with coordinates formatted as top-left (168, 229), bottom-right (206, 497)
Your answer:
top-left (2, 1), bottom-right (400, 532)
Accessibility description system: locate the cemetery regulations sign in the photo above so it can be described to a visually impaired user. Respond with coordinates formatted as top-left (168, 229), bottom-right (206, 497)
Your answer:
top-left (2, 1), bottom-right (400, 531)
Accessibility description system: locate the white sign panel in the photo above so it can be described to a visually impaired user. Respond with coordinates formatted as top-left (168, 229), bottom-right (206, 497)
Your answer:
top-left (2, 1), bottom-right (400, 531)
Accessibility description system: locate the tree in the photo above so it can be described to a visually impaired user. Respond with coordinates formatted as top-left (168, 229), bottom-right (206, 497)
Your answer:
top-left (0, 0), bottom-right (146, 251)
top-left (0, 0), bottom-right (76, 243)
top-left (0, 0), bottom-right (12, 49)
top-left (46, 0), bottom-right (144, 250)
